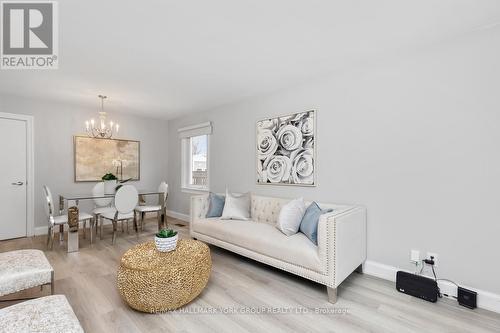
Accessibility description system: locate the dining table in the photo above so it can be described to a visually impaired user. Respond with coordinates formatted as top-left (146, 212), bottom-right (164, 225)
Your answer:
top-left (58, 190), bottom-right (167, 252)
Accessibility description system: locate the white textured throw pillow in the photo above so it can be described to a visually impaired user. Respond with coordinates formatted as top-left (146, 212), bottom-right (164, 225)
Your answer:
top-left (220, 190), bottom-right (251, 220)
top-left (276, 198), bottom-right (306, 236)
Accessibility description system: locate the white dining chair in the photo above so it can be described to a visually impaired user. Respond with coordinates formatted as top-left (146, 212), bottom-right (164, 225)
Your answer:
top-left (100, 185), bottom-right (138, 244)
top-left (43, 185), bottom-right (93, 250)
top-left (90, 182), bottom-right (114, 242)
top-left (135, 181), bottom-right (168, 231)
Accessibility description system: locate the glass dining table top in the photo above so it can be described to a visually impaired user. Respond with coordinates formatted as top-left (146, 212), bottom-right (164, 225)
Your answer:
top-left (59, 190), bottom-right (163, 200)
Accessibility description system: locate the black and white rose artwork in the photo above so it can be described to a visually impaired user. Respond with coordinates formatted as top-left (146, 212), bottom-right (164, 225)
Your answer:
top-left (256, 110), bottom-right (315, 186)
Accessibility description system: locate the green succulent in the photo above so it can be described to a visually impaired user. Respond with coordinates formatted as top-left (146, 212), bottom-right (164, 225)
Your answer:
top-left (156, 229), bottom-right (177, 238)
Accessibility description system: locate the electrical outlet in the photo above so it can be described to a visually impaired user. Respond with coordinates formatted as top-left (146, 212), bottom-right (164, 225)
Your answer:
top-left (410, 249), bottom-right (420, 263)
top-left (426, 252), bottom-right (438, 267)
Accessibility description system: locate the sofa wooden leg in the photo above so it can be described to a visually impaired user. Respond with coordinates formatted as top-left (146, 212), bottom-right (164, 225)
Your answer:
top-left (327, 287), bottom-right (337, 304)
top-left (355, 264), bottom-right (363, 274)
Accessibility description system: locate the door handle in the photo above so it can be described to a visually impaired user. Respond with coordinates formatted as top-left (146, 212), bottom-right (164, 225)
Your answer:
top-left (11, 181), bottom-right (24, 186)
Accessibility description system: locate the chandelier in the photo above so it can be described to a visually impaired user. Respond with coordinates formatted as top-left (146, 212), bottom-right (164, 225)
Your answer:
top-left (85, 95), bottom-right (119, 139)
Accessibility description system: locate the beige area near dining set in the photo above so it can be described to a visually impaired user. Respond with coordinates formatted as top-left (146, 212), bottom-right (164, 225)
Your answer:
top-left (43, 182), bottom-right (169, 252)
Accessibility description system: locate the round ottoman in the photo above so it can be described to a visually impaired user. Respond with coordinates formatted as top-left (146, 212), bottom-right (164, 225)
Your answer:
top-left (117, 239), bottom-right (211, 313)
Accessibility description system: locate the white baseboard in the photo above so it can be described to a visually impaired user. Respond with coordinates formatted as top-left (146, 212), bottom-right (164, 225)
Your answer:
top-left (166, 210), bottom-right (190, 223)
top-left (34, 226), bottom-right (48, 236)
top-left (364, 260), bottom-right (500, 314)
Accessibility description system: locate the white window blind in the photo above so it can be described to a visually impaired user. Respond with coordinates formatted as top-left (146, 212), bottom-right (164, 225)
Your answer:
top-left (178, 122), bottom-right (212, 139)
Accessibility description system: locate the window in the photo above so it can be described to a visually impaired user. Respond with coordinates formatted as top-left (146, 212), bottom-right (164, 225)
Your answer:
top-left (179, 122), bottom-right (212, 191)
top-left (188, 135), bottom-right (208, 187)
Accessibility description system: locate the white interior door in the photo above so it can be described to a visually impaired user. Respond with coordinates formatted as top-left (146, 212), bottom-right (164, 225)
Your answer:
top-left (0, 117), bottom-right (27, 240)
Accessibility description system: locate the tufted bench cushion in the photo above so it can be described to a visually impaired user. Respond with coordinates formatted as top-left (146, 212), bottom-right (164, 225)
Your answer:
top-left (0, 295), bottom-right (83, 333)
top-left (0, 249), bottom-right (53, 297)
top-left (192, 217), bottom-right (322, 272)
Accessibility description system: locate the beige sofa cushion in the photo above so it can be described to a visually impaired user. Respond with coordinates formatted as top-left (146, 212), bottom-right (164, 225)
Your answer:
top-left (193, 218), bottom-right (322, 272)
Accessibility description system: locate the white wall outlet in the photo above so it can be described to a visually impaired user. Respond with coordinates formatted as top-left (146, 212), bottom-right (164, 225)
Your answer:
top-left (410, 249), bottom-right (420, 263)
top-left (427, 252), bottom-right (438, 267)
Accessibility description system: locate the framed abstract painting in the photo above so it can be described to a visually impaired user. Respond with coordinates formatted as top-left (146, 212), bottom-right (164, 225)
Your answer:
top-left (74, 136), bottom-right (140, 182)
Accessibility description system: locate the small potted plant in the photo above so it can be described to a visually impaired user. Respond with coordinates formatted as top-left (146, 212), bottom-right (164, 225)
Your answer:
top-left (102, 173), bottom-right (118, 194)
top-left (155, 228), bottom-right (178, 252)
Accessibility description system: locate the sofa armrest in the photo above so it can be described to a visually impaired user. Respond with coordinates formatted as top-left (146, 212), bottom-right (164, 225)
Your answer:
top-left (190, 195), bottom-right (209, 235)
top-left (317, 206), bottom-right (367, 288)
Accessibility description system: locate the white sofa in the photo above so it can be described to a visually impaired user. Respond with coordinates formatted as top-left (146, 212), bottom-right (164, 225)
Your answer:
top-left (190, 194), bottom-right (366, 303)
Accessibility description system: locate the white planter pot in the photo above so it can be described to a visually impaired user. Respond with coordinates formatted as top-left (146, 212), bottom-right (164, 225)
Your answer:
top-left (104, 180), bottom-right (117, 194)
top-left (155, 234), bottom-right (178, 252)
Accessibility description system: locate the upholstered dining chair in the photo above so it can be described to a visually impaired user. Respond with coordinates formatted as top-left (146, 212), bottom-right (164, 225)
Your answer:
top-left (100, 185), bottom-right (138, 244)
top-left (43, 185), bottom-right (93, 250)
top-left (90, 182), bottom-right (113, 242)
top-left (135, 181), bottom-right (168, 231)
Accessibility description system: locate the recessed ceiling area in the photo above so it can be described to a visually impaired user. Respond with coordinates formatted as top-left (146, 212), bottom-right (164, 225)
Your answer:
top-left (1, 0), bottom-right (500, 119)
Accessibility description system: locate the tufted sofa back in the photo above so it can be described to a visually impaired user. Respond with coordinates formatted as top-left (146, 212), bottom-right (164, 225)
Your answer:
top-left (251, 195), bottom-right (290, 225)
top-left (250, 194), bottom-right (353, 226)
top-left (194, 193), bottom-right (354, 225)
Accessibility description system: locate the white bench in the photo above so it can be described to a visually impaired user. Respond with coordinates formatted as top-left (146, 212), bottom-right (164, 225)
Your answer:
top-left (0, 249), bottom-right (54, 298)
top-left (0, 295), bottom-right (84, 333)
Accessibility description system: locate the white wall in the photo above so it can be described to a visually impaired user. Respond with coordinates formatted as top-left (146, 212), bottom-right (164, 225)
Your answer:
top-left (167, 26), bottom-right (500, 295)
top-left (0, 95), bottom-right (169, 229)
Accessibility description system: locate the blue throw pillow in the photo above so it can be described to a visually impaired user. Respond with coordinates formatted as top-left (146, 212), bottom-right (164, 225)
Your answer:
top-left (299, 202), bottom-right (333, 245)
top-left (206, 193), bottom-right (225, 218)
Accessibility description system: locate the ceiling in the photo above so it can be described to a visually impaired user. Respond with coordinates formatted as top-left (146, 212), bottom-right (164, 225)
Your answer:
top-left (1, 0), bottom-right (499, 119)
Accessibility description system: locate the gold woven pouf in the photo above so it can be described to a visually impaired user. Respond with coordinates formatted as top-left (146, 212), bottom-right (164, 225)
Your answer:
top-left (117, 239), bottom-right (211, 313)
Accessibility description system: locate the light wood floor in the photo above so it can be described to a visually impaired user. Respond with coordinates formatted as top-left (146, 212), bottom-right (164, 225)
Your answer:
top-left (1, 217), bottom-right (499, 333)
